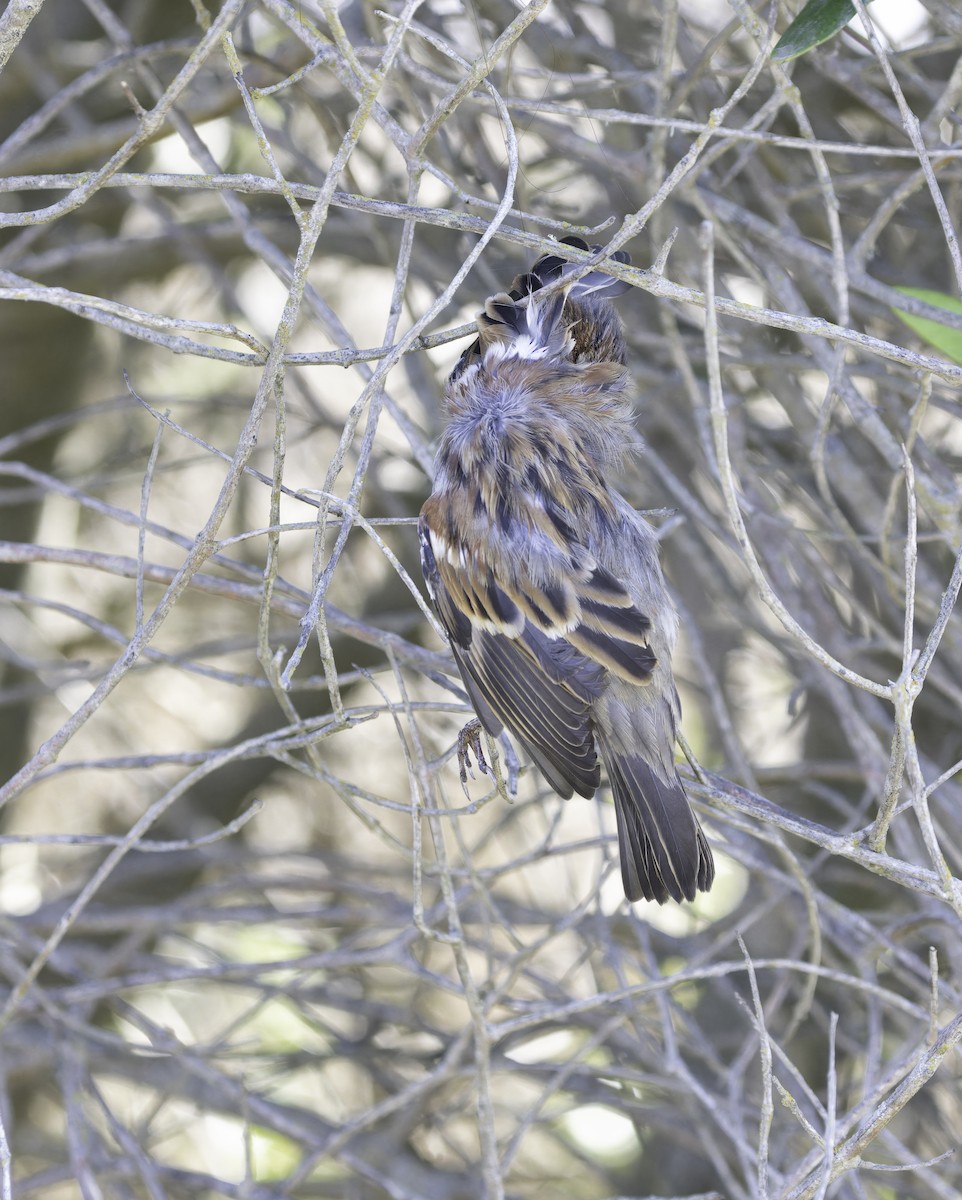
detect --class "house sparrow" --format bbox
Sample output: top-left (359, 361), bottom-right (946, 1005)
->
top-left (419, 236), bottom-right (714, 903)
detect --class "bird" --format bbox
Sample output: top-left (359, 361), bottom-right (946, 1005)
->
top-left (418, 235), bottom-right (714, 903)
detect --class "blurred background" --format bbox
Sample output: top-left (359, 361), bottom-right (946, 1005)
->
top-left (1, 0), bottom-right (961, 1196)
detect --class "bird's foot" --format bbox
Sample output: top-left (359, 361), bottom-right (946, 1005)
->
top-left (457, 722), bottom-right (518, 803)
top-left (457, 718), bottom-right (490, 787)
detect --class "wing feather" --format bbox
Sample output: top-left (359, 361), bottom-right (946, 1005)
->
top-left (419, 509), bottom-right (658, 798)
top-left (454, 632), bottom-right (600, 797)
top-left (419, 512), bottom-right (656, 685)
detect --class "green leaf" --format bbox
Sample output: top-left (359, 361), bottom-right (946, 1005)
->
top-left (893, 287), bottom-right (962, 366)
top-left (771, 0), bottom-right (872, 64)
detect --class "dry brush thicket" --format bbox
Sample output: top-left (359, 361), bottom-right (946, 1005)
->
top-left (1, 1), bottom-right (962, 1197)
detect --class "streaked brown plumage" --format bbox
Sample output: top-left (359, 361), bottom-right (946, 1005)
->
top-left (419, 237), bottom-right (714, 903)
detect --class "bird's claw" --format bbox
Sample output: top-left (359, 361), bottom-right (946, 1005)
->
top-left (457, 719), bottom-right (490, 787)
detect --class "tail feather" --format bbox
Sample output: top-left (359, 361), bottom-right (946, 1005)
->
top-left (601, 747), bottom-right (714, 903)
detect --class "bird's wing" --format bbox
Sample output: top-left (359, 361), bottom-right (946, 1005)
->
top-left (419, 505), bottom-right (656, 798)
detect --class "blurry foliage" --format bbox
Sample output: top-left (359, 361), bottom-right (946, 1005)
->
top-left (1, 1), bottom-right (962, 1198)
top-left (895, 286), bottom-right (962, 364)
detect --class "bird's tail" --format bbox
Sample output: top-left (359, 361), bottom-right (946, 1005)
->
top-left (596, 735), bottom-right (714, 904)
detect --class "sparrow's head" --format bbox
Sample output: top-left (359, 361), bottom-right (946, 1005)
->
top-left (451, 236), bottom-right (631, 385)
